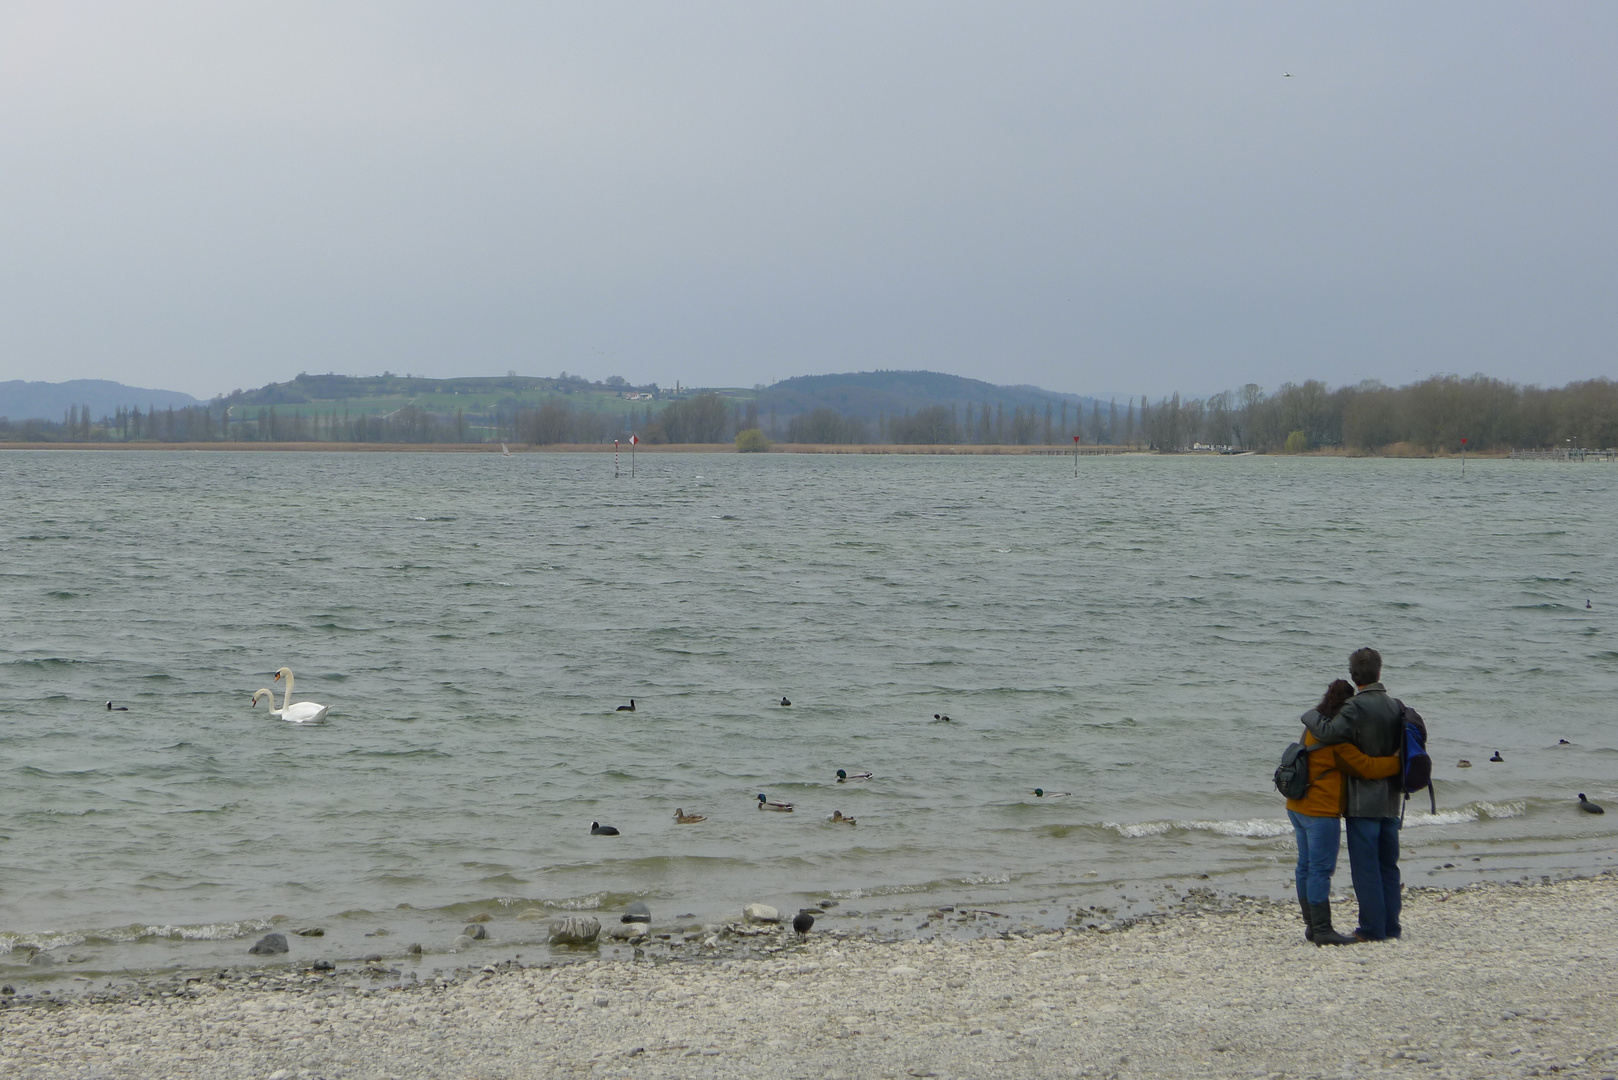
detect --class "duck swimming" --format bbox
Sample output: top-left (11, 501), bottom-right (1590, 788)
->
top-left (836, 769), bottom-right (872, 782)
top-left (673, 808), bottom-right (706, 824)
top-left (828, 810), bottom-right (857, 826)
top-left (1457, 759), bottom-right (1472, 768)
top-left (933, 713), bottom-right (952, 722)
top-left (105, 701), bottom-right (128, 711)
top-left (757, 793), bottom-right (794, 812)
top-left (1578, 794), bottom-right (1605, 815)
top-left (1489, 751), bottom-right (1505, 763)
top-left (591, 821), bottom-right (621, 835)
top-left (780, 697), bottom-right (791, 707)
top-left (1032, 788), bottom-right (1070, 798)
top-left (616, 699), bottom-right (636, 712)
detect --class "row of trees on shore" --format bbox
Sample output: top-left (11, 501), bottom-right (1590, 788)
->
top-left (4, 375), bottom-right (1614, 452)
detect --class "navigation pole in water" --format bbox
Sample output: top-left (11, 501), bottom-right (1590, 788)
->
top-left (1073, 434), bottom-right (1080, 477)
top-left (1461, 437), bottom-right (1467, 478)
top-left (614, 439), bottom-right (620, 478)
top-left (630, 433), bottom-right (638, 477)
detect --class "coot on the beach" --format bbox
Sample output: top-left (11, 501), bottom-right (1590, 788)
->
top-left (792, 911), bottom-right (815, 937)
top-left (1578, 794), bottom-right (1605, 814)
top-left (590, 821), bottom-right (621, 835)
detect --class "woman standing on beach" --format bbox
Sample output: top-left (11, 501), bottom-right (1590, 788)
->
top-left (1287, 679), bottom-right (1402, 947)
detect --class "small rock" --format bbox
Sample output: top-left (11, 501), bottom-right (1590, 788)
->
top-left (515, 908), bottom-right (546, 921)
top-left (468, 912), bottom-right (491, 923)
top-left (593, 992), bottom-right (610, 1007)
top-left (451, 935), bottom-right (474, 951)
top-left (293, 927), bottom-right (324, 937)
top-left (819, 899), bottom-right (839, 908)
top-left (248, 934), bottom-right (289, 956)
top-left (606, 923), bottom-right (648, 941)
top-left (549, 916), bottom-right (602, 945)
top-left (407, 943), bottom-right (422, 955)
top-left (29, 951), bottom-right (56, 967)
top-left (311, 960), bottom-right (335, 972)
top-left (622, 901), bottom-right (652, 923)
top-left (1, 985), bottom-right (15, 996)
top-left (268, 1071), bottom-right (291, 1080)
top-left (743, 903), bottom-right (780, 924)
top-left (888, 965), bottom-right (919, 977)
top-left (462, 923), bottom-right (488, 940)
top-left (364, 954), bottom-right (383, 964)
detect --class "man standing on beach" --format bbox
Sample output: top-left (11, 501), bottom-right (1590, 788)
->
top-left (1302, 647), bottom-right (1405, 941)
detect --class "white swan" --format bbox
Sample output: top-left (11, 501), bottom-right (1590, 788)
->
top-left (249, 667), bottom-right (330, 724)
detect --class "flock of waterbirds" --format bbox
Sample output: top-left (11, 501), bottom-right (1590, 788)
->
top-left (94, 683), bottom-right (1608, 821)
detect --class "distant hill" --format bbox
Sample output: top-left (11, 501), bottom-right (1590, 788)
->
top-left (0, 379), bottom-right (199, 421)
top-left (756, 370), bottom-right (1098, 419)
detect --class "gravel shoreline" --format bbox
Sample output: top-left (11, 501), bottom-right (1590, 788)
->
top-left (4, 873), bottom-right (1615, 1080)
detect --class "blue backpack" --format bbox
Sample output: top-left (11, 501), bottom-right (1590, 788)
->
top-left (1397, 701), bottom-right (1434, 819)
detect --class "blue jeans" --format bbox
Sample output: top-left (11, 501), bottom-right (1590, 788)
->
top-left (1287, 810), bottom-right (1341, 905)
top-left (1345, 816), bottom-right (1402, 940)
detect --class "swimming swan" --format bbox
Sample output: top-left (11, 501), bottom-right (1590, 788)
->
top-left (251, 667), bottom-right (330, 724)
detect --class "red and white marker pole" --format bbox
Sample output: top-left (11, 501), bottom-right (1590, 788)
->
top-left (614, 439), bottom-right (620, 478)
top-left (630, 433), bottom-right (638, 477)
top-left (1073, 434), bottom-right (1080, 476)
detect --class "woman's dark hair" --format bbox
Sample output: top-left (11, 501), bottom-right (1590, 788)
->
top-left (1316, 679), bottom-right (1356, 719)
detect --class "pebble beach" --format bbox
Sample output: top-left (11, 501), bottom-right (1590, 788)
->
top-left (4, 873), bottom-right (1615, 1080)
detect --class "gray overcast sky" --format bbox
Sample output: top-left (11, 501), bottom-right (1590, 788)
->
top-left (1, 3), bottom-right (1613, 399)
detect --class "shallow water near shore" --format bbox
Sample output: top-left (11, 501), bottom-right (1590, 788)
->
top-left (2, 450), bottom-right (1615, 981)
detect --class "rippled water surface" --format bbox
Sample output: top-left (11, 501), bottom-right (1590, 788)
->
top-left (2, 450), bottom-right (1615, 972)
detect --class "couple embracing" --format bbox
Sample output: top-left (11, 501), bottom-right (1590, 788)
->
top-left (1285, 647), bottom-right (1420, 946)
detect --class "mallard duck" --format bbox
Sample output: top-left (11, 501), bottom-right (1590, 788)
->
top-left (836, 769), bottom-right (872, 782)
top-left (591, 821), bottom-right (621, 835)
top-left (1032, 788), bottom-right (1070, 799)
top-left (616, 699), bottom-right (635, 712)
top-left (828, 810), bottom-right (857, 826)
top-left (673, 808), bottom-right (706, 824)
top-left (1457, 759), bottom-right (1472, 768)
top-left (1578, 794), bottom-right (1605, 814)
top-left (757, 793), bottom-right (794, 812)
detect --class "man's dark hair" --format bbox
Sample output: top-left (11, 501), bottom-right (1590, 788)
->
top-left (1349, 647), bottom-right (1382, 686)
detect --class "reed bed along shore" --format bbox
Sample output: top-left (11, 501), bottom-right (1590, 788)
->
top-left (3, 874), bottom-right (1614, 1080)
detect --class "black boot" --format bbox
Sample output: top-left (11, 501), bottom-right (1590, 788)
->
top-left (1308, 901), bottom-right (1357, 947)
top-left (1297, 893), bottom-right (1314, 942)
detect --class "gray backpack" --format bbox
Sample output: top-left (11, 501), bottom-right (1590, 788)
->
top-left (1273, 740), bottom-right (1316, 800)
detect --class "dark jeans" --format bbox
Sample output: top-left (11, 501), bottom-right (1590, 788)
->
top-left (1287, 810), bottom-right (1341, 904)
top-left (1345, 815), bottom-right (1402, 939)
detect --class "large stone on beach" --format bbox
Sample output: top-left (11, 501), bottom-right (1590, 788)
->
top-left (743, 903), bottom-right (780, 924)
top-left (622, 901), bottom-right (652, 923)
top-left (248, 933), bottom-right (289, 955)
top-left (462, 923), bottom-right (487, 940)
top-left (549, 916), bottom-right (602, 945)
top-left (29, 950), bottom-right (56, 967)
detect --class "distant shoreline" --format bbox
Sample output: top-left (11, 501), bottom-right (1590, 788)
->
top-left (0, 441), bottom-right (1514, 457)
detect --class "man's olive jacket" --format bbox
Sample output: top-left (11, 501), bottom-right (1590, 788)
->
top-left (1301, 682), bottom-right (1404, 818)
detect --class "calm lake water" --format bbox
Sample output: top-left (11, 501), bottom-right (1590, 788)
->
top-left (1, 450), bottom-right (1614, 976)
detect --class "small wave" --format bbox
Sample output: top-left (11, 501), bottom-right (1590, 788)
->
top-left (0, 920), bottom-right (270, 954)
top-left (1404, 800), bottom-right (1526, 827)
top-left (1107, 818), bottom-right (1292, 839)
